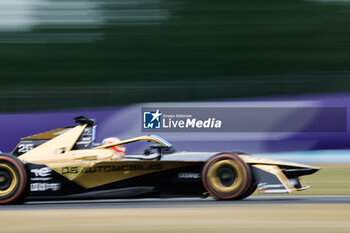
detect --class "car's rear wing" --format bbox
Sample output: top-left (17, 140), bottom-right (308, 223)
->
top-left (12, 116), bottom-right (96, 157)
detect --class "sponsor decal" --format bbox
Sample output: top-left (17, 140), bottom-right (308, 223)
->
top-left (62, 164), bottom-right (163, 174)
top-left (31, 167), bottom-right (52, 177)
top-left (30, 167), bottom-right (53, 181)
top-left (258, 183), bottom-right (288, 194)
top-left (31, 177), bottom-right (52, 181)
top-left (178, 173), bottom-right (200, 179)
top-left (74, 126), bottom-right (96, 149)
top-left (257, 183), bottom-right (284, 190)
top-left (30, 183), bottom-right (61, 192)
top-left (259, 189), bottom-right (289, 194)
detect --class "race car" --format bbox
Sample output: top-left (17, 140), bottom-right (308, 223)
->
top-left (0, 116), bottom-right (319, 204)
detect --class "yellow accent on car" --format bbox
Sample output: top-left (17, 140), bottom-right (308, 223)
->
top-left (19, 124), bottom-right (87, 164)
top-left (252, 164), bottom-right (297, 193)
top-left (207, 160), bottom-right (243, 194)
top-left (48, 161), bottom-right (199, 189)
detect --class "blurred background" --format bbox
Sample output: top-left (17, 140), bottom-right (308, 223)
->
top-left (2, 0), bottom-right (350, 156)
top-left (1, 0), bottom-right (350, 112)
top-left (0, 2), bottom-right (350, 231)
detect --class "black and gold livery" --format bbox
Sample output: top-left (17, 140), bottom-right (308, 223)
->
top-left (0, 116), bottom-right (319, 204)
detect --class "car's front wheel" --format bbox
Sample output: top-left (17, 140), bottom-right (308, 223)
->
top-left (202, 153), bottom-right (253, 200)
top-left (0, 154), bottom-right (27, 204)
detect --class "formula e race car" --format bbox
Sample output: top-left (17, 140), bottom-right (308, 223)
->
top-left (0, 116), bottom-right (319, 204)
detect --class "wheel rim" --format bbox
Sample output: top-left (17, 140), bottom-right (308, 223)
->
top-left (217, 166), bottom-right (236, 187)
top-left (0, 164), bottom-right (18, 197)
top-left (207, 159), bottom-right (243, 195)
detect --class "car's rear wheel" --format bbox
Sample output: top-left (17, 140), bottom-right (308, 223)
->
top-left (202, 153), bottom-right (253, 200)
top-left (0, 154), bottom-right (27, 204)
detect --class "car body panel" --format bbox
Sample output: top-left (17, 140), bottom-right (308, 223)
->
top-left (9, 118), bottom-right (319, 201)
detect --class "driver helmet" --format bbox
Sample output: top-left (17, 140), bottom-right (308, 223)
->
top-left (102, 137), bottom-right (126, 156)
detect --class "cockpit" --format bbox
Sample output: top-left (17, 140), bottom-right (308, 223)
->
top-left (96, 135), bottom-right (176, 160)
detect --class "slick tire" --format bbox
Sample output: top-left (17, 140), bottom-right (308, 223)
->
top-left (238, 180), bottom-right (257, 200)
top-left (0, 154), bottom-right (27, 204)
top-left (202, 153), bottom-right (253, 200)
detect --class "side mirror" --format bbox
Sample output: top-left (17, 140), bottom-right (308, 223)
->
top-left (150, 145), bottom-right (176, 155)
